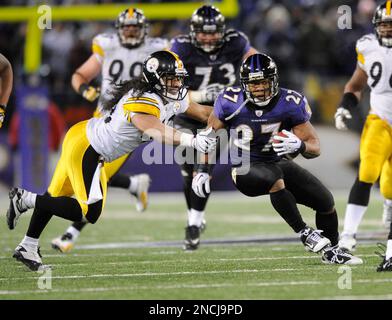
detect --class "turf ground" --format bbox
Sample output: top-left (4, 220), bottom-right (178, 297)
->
top-left (0, 190), bottom-right (391, 300)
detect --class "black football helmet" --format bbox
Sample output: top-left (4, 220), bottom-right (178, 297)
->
top-left (372, 1), bottom-right (392, 47)
top-left (143, 50), bottom-right (188, 101)
top-left (190, 5), bottom-right (226, 53)
top-left (115, 8), bottom-right (148, 48)
top-left (240, 53), bottom-right (279, 107)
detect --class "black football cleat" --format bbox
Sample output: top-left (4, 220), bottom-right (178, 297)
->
top-left (183, 225), bottom-right (201, 251)
top-left (7, 188), bottom-right (29, 230)
top-left (322, 245), bottom-right (363, 265)
top-left (377, 257), bottom-right (392, 272)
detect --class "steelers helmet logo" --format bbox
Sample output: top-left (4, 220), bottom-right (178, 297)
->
top-left (172, 101), bottom-right (181, 113)
top-left (146, 57), bottom-right (159, 73)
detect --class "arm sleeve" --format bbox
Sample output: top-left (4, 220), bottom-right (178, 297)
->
top-left (92, 35), bottom-right (105, 64)
top-left (213, 95), bottom-right (227, 123)
top-left (289, 96), bottom-right (312, 127)
top-left (236, 31), bottom-right (251, 58)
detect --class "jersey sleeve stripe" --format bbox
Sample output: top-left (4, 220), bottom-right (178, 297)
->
top-left (123, 103), bottom-right (160, 118)
top-left (126, 97), bottom-right (159, 106)
top-left (92, 43), bottom-right (105, 57)
top-left (356, 47), bottom-right (365, 65)
top-left (125, 99), bottom-right (160, 109)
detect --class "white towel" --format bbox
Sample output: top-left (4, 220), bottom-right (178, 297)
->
top-left (85, 162), bottom-right (103, 205)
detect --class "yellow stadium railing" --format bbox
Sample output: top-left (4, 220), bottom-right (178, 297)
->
top-left (0, 0), bottom-right (239, 73)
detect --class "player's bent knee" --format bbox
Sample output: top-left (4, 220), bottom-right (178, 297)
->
top-left (359, 163), bottom-right (381, 184)
top-left (313, 189), bottom-right (335, 213)
top-left (381, 187), bottom-right (392, 200)
top-left (85, 201), bottom-right (103, 224)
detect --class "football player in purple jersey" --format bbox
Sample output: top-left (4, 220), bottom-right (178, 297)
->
top-left (192, 53), bottom-right (363, 265)
top-left (171, 5), bottom-right (258, 250)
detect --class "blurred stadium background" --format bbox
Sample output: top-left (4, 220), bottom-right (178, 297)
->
top-left (0, 0), bottom-right (390, 300)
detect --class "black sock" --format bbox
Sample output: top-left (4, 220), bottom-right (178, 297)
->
top-left (36, 194), bottom-right (83, 222)
top-left (270, 189), bottom-right (306, 233)
top-left (348, 177), bottom-right (372, 206)
top-left (72, 221), bottom-right (88, 232)
top-left (316, 210), bottom-right (339, 246)
top-left (108, 173), bottom-right (130, 189)
top-left (26, 208), bottom-right (53, 239)
top-left (183, 177), bottom-right (193, 210)
top-left (190, 189), bottom-right (210, 211)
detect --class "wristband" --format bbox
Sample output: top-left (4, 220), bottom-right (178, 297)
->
top-left (196, 163), bottom-right (210, 174)
top-left (299, 141), bottom-right (306, 154)
top-left (339, 92), bottom-right (358, 111)
top-left (180, 132), bottom-right (194, 148)
top-left (78, 83), bottom-right (89, 95)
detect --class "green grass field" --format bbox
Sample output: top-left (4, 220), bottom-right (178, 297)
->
top-left (0, 191), bottom-right (391, 300)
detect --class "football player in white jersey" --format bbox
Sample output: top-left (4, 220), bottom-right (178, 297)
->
top-left (51, 8), bottom-right (169, 253)
top-left (334, 1), bottom-right (392, 271)
top-left (6, 50), bottom-right (216, 271)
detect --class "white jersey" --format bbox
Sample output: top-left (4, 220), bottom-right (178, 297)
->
top-left (356, 33), bottom-right (392, 124)
top-left (92, 33), bottom-right (169, 113)
top-left (86, 90), bottom-right (190, 162)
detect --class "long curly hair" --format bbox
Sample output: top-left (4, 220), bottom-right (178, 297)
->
top-left (101, 78), bottom-right (152, 111)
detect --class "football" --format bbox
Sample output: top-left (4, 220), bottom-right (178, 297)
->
top-left (272, 131), bottom-right (288, 144)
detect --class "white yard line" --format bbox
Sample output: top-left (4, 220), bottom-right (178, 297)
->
top-left (1, 277), bottom-right (392, 296)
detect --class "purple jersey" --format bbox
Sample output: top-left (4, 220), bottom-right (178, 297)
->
top-left (170, 29), bottom-right (250, 91)
top-left (214, 87), bottom-right (312, 165)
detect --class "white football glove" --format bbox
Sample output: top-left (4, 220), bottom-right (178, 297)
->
top-left (192, 127), bottom-right (217, 153)
top-left (192, 172), bottom-right (210, 198)
top-left (334, 107), bottom-right (352, 130)
top-left (272, 130), bottom-right (303, 156)
top-left (190, 83), bottom-right (225, 103)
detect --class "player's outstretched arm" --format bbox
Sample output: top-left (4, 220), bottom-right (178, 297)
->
top-left (335, 65), bottom-right (367, 130)
top-left (0, 53), bottom-right (13, 128)
top-left (131, 113), bottom-right (216, 153)
top-left (184, 101), bottom-right (213, 123)
top-left (71, 54), bottom-right (102, 102)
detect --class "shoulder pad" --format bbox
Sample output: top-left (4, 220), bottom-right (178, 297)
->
top-left (172, 35), bottom-right (191, 43)
top-left (356, 33), bottom-right (377, 54)
top-left (93, 33), bottom-right (118, 54)
top-left (145, 37), bottom-right (169, 50)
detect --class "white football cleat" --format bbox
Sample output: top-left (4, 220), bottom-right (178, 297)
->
top-left (382, 200), bottom-right (392, 229)
top-left (13, 245), bottom-right (49, 271)
top-left (300, 227), bottom-right (331, 253)
top-left (131, 174), bottom-right (151, 212)
top-left (338, 232), bottom-right (357, 252)
top-left (51, 233), bottom-right (75, 253)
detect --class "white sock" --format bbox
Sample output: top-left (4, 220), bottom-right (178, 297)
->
top-left (187, 209), bottom-right (204, 227)
top-left (23, 191), bottom-right (37, 208)
top-left (129, 176), bottom-right (138, 194)
top-left (66, 226), bottom-right (80, 240)
top-left (385, 199), bottom-right (392, 207)
top-left (342, 204), bottom-right (367, 235)
top-left (386, 240), bottom-right (392, 260)
top-left (20, 235), bottom-right (39, 251)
